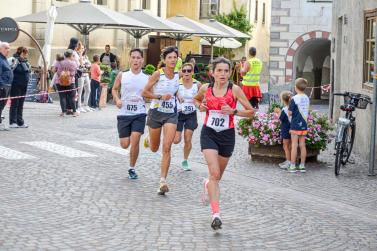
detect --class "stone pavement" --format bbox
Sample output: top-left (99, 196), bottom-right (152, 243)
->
top-left (0, 102), bottom-right (377, 250)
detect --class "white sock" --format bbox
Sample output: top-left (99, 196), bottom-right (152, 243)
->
top-left (128, 166), bottom-right (134, 171)
top-left (160, 177), bottom-right (166, 183)
top-left (212, 213), bottom-right (220, 219)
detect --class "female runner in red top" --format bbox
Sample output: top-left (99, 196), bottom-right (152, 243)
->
top-left (193, 57), bottom-right (254, 230)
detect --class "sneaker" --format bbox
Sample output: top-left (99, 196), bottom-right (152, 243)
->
top-left (79, 108), bottom-right (87, 113)
top-left (157, 181), bottom-right (169, 195)
top-left (0, 123), bottom-right (9, 131)
top-left (211, 216), bottom-right (222, 230)
top-left (144, 136), bottom-right (150, 148)
top-left (85, 107), bottom-right (92, 112)
top-left (9, 123), bottom-right (19, 128)
top-left (72, 112), bottom-right (79, 117)
top-left (287, 164), bottom-right (297, 173)
top-left (181, 160), bottom-right (191, 171)
top-left (298, 164), bottom-right (306, 173)
top-left (128, 169), bottom-right (138, 179)
top-left (201, 179), bottom-right (209, 205)
top-left (279, 160), bottom-right (290, 169)
top-left (18, 124), bottom-right (28, 128)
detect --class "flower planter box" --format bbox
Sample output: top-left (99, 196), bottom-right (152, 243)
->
top-left (248, 144), bottom-right (319, 163)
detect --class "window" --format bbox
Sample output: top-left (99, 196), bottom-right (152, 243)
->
top-left (262, 2), bottom-right (266, 24)
top-left (255, 0), bottom-right (258, 23)
top-left (200, 0), bottom-right (219, 19)
top-left (364, 9), bottom-right (377, 83)
top-left (142, 0), bottom-right (151, 10)
top-left (96, 0), bottom-right (107, 5)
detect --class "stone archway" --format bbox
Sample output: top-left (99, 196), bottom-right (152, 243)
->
top-left (285, 31), bottom-right (331, 99)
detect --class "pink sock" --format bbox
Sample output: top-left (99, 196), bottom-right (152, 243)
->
top-left (210, 201), bottom-right (220, 215)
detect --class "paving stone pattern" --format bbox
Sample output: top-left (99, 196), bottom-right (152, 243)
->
top-left (0, 103), bottom-right (376, 250)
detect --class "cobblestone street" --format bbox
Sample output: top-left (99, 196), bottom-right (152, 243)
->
top-left (1, 102), bottom-right (377, 250)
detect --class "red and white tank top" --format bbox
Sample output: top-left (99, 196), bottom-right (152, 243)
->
top-left (204, 83), bottom-right (236, 132)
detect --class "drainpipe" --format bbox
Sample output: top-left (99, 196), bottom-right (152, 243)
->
top-left (368, 23), bottom-right (377, 176)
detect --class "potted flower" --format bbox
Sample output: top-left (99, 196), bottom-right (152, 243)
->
top-left (99, 64), bottom-right (112, 108)
top-left (237, 110), bottom-right (332, 162)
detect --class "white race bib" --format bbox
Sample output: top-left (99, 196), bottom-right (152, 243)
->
top-left (157, 98), bottom-right (176, 113)
top-left (206, 110), bottom-right (229, 132)
top-left (182, 100), bottom-right (196, 114)
top-left (124, 95), bottom-right (145, 115)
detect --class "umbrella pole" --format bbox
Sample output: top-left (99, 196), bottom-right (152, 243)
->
top-left (19, 28), bottom-right (47, 92)
top-left (177, 40), bottom-right (181, 51)
top-left (136, 38), bottom-right (139, 48)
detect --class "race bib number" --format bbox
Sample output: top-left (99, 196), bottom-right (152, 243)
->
top-left (157, 98), bottom-right (175, 113)
top-left (206, 110), bottom-right (229, 132)
top-left (182, 100), bottom-right (196, 114)
top-left (124, 95), bottom-right (145, 115)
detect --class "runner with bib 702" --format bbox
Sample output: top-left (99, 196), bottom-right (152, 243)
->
top-left (193, 57), bottom-right (255, 230)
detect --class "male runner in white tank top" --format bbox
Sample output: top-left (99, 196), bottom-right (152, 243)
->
top-left (112, 48), bottom-right (149, 179)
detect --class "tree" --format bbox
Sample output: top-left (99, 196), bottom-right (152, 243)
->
top-left (214, 1), bottom-right (253, 59)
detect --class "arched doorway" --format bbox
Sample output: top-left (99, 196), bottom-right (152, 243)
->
top-left (294, 39), bottom-right (331, 99)
top-left (285, 31), bottom-right (331, 100)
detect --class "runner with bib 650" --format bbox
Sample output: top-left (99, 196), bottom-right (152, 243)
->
top-left (194, 57), bottom-right (254, 230)
top-left (174, 63), bottom-right (202, 171)
top-left (112, 48), bottom-right (149, 179)
top-left (142, 46), bottom-right (180, 195)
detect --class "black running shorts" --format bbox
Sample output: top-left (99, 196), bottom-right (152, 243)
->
top-left (177, 111), bottom-right (198, 132)
top-left (117, 114), bottom-right (146, 138)
top-left (200, 125), bottom-right (235, 158)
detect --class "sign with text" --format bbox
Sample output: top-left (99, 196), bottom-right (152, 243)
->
top-left (0, 17), bottom-right (19, 43)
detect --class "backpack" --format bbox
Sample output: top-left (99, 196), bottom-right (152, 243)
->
top-left (59, 70), bottom-right (71, 86)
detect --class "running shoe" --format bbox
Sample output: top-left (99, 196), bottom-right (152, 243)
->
top-left (144, 135), bottom-right (150, 148)
top-left (181, 160), bottom-right (191, 171)
top-left (298, 164), bottom-right (306, 173)
top-left (9, 123), bottom-right (19, 128)
top-left (211, 216), bottom-right (222, 230)
top-left (18, 124), bottom-right (29, 128)
top-left (278, 160), bottom-right (290, 169)
top-left (0, 123), bottom-right (9, 131)
top-left (128, 169), bottom-right (138, 179)
top-left (201, 179), bottom-right (209, 205)
top-left (287, 164), bottom-right (297, 173)
top-left (157, 181), bottom-right (169, 195)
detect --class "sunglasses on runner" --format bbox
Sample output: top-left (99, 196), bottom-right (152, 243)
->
top-left (182, 69), bottom-right (192, 73)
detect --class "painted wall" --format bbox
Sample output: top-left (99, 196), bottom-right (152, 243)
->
top-left (166, 0), bottom-right (200, 58)
top-left (331, 0), bottom-right (377, 161)
top-left (269, 0), bottom-right (332, 85)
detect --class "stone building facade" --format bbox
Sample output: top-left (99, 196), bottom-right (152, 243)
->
top-left (269, 0), bottom-right (332, 99)
top-left (331, 0), bottom-right (377, 161)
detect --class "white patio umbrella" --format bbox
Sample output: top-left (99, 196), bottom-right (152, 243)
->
top-left (200, 37), bottom-right (242, 49)
top-left (38, 4), bottom-right (57, 67)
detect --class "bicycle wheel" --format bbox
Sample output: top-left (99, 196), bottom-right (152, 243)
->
top-left (335, 142), bottom-right (343, 176)
top-left (342, 124), bottom-right (355, 164)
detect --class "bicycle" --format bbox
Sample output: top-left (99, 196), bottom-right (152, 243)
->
top-left (333, 92), bottom-right (372, 176)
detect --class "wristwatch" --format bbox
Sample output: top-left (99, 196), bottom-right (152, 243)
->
top-left (233, 109), bottom-right (238, 115)
top-left (157, 95), bottom-right (162, 100)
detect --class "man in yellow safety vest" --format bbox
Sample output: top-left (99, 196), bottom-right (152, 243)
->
top-left (240, 47), bottom-right (263, 109)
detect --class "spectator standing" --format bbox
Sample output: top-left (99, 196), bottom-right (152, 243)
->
top-left (78, 47), bottom-right (92, 112)
top-left (9, 47), bottom-right (31, 128)
top-left (0, 42), bottom-right (13, 131)
top-left (55, 49), bottom-right (79, 117)
top-left (100, 45), bottom-right (118, 67)
top-left (90, 55), bottom-right (101, 109)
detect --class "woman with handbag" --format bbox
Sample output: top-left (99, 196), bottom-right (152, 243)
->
top-left (9, 47), bottom-right (31, 128)
top-left (55, 49), bottom-right (79, 117)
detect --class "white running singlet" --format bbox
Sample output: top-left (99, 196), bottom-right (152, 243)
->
top-left (119, 70), bottom-right (149, 116)
top-left (150, 69), bottom-right (180, 114)
top-left (179, 81), bottom-right (199, 114)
